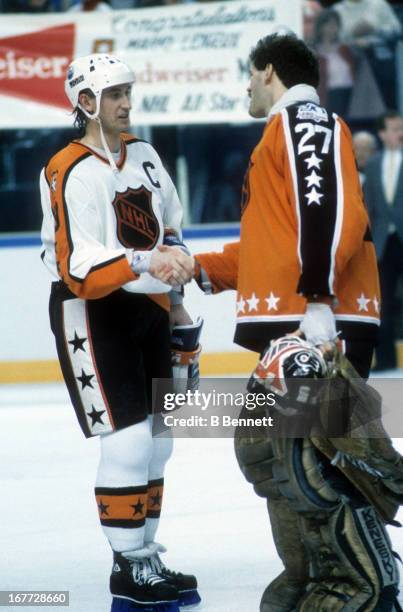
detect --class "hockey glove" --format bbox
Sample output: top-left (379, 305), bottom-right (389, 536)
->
top-left (171, 317), bottom-right (203, 394)
top-left (299, 303), bottom-right (337, 346)
top-left (163, 227), bottom-right (191, 256)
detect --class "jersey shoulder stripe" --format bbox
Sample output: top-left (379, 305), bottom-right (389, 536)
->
top-left (44, 142), bottom-right (92, 184)
top-left (121, 132), bottom-right (146, 146)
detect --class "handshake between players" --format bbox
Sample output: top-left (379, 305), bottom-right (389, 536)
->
top-left (148, 244), bottom-right (194, 287)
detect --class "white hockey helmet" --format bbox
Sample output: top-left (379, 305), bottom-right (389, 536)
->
top-left (64, 53), bottom-right (135, 119)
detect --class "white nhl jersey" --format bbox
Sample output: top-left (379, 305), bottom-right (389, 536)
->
top-left (40, 133), bottom-right (183, 301)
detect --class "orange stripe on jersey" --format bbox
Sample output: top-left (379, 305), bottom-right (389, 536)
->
top-left (147, 294), bottom-right (170, 312)
top-left (95, 485), bottom-right (148, 528)
top-left (147, 478), bottom-right (164, 518)
top-left (74, 137), bottom-right (128, 170)
top-left (45, 141), bottom-right (138, 300)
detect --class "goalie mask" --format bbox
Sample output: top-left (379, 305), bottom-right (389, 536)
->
top-left (247, 336), bottom-right (328, 415)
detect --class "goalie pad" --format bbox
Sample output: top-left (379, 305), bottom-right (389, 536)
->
top-left (297, 503), bottom-right (400, 612)
top-left (171, 317), bottom-right (203, 394)
top-left (272, 441), bottom-right (401, 609)
top-left (260, 498), bottom-right (309, 612)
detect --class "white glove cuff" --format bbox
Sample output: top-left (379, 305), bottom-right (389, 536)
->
top-left (306, 303), bottom-right (333, 315)
top-left (128, 250), bottom-right (153, 274)
top-left (300, 302), bottom-right (337, 345)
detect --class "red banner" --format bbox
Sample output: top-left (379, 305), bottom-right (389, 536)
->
top-left (0, 23), bottom-right (75, 109)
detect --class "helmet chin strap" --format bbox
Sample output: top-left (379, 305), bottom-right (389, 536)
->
top-left (78, 96), bottom-right (119, 173)
top-left (96, 117), bottom-right (118, 173)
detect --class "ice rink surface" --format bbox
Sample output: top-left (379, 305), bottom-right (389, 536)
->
top-left (1, 382), bottom-right (403, 612)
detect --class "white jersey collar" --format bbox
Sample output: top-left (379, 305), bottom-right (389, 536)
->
top-left (269, 84), bottom-right (320, 118)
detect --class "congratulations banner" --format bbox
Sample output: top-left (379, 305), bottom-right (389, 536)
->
top-left (0, 0), bottom-right (302, 128)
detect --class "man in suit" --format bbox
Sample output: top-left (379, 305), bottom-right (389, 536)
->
top-left (364, 110), bottom-right (403, 370)
top-left (352, 130), bottom-right (377, 185)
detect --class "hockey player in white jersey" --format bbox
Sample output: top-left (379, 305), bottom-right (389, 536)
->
top-left (39, 54), bottom-right (200, 612)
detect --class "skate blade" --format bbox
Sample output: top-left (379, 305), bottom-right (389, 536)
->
top-left (178, 589), bottom-right (201, 609)
top-left (112, 596), bottom-right (180, 612)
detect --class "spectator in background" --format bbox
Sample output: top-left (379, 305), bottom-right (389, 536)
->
top-left (313, 9), bottom-right (356, 117)
top-left (364, 111), bottom-right (403, 371)
top-left (352, 130), bottom-right (377, 184)
top-left (303, 0), bottom-right (323, 43)
top-left (68, 0), bottom-right (111, 10)
top-left (0, 0), bottom-right (61, 10)
top-left (334, 0), bottom-right (402, 47)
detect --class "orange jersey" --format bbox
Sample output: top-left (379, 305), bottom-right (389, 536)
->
top-left (196, 100), bottom-right (380, 351)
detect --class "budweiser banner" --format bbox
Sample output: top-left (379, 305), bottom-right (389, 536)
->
top-left (0, 0), bottom-right (301, 128)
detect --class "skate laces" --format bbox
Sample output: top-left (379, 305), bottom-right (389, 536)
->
top-left (131, 558), bottom-right (166, 586)
top-left (148, 554), bottom-right (181, 578)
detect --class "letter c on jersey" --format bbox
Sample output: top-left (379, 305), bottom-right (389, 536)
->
top-left (143, 162), bottom-right (161, 188)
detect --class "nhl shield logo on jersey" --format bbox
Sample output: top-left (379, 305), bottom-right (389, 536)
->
top-left (112, 186), bottom-right (160, 249)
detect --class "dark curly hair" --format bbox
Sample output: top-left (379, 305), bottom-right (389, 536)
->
top-left (73, 88), bottom-right (95, 137)
top-left (249, 33), bottom-right (319, 89)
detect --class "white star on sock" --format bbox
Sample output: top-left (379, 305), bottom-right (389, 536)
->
top-left (265, 292), bottom-right (280, 311)
top-left (357, 293), bottom-right (371, 312)
top-left (304, 152), bottom-right (322, 170)
top-left (305, 187), bottom-right (324, 206)
top-left (246, 293), bottom-right (260, 312)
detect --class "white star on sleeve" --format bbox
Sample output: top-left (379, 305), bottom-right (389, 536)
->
top-left (246, 293), bottom-right (260, 312)
top-left (305, 187), bottom-right (324, 206)
top-left (372, 296), bottom-right (379, 313)
top-left (304, 170), bottom-right (323, 188)
top-left (357, 293), bottom-right (371, 312)
top-left (304, 152), bottom-right (322, 170)
top-left (236, 296), bottom-right (246, 314)
top-left (265, 292), bottom-right (280, 311)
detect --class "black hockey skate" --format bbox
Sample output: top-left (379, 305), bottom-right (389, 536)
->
top-left (110, 550), bottom-right (180, 612)
top-left (147, 547), bottom-right (201, 609)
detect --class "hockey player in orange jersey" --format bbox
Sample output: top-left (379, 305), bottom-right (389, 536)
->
top-left (194, 34), bottom-right (401, 611)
